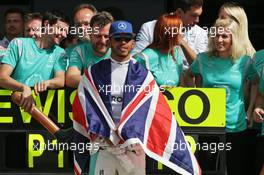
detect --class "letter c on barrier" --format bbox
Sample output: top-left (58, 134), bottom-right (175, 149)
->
top-left (163, 89), bottom-right (174, 100)
top-left (178, 90), bottom-right (210, 124)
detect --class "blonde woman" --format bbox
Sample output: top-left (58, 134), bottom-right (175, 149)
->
top-left (187, 18), bottom-right (256, 175)
top-left (219, 3), bottom-right (257, 124)
top-left (219, 2), bottom-right (255, 57)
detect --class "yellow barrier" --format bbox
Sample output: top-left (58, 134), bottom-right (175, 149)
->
top-left (0, 88), bottom-right (226, 171)
top-left (164, 87), bottom-right (226, 127)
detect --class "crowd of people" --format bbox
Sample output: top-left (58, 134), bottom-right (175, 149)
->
top-left (0, 0), bottom-right (263, 175)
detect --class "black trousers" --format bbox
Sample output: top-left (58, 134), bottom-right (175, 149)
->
top-left (226, 130), bottom-right (249, 175)
top-left (256, 136), bottom-right (264, 174)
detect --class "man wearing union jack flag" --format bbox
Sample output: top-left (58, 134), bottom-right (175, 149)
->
top-left (72, 20), bottom-right (201, 175)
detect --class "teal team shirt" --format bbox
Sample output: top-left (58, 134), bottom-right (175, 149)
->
top-left (253, 50), bottom-right (264, 136)
top-left (1, 38), bottom-right (66, 87)
top-left (68, 42), bottom-right (111, 73)
top-left (135, 47), bottom-right (183, 86)
top-left (191, 52), bottom-right (254, 133)
top-left (62, 40), bottom-right (86, 69)
top-left (0, 49), bottom-right (5, 62)
top-left (62, 45), bottom-right (76, 69)
top-left (253, 50), bottom-right (264, 95)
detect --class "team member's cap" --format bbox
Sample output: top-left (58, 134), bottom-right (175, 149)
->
top-left (109, 20), bottom-right (135, 38)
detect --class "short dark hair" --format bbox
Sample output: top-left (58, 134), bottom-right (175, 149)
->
top-left (4, 8), bottom-right (24, 20)
top-left (175, 0), bottom-right (203, 12)
top-left (43, 10), bottom-right (70, 26)
top-left (24, 12), bottom-right (42, 23)
top-left (73, 4), bottom-right (97, 16)
top-left (90, 11), bottom-right (114, 28)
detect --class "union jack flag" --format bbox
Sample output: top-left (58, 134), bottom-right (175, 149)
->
top-left (72, 59), bottom-right (201, 175)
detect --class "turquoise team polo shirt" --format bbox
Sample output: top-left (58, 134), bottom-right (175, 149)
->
top-left (135, 47), bottom-right (184, 86)
top-left (253, 50), bottom-right (264, 136)
top-left (1, 38), bottom-right (66, 87)
top-left (191, 52), bottom-right (255, 133)
top-left (68, 42), bottom-right (111, 73)
top-left (0, 49), bottom-right (5, 62)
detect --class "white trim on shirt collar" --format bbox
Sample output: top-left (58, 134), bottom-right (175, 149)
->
top-left (110, 57), bottom-right (130, 65)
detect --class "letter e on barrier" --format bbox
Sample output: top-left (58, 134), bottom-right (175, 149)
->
top-left (0, 90), bottom-right (13, 123)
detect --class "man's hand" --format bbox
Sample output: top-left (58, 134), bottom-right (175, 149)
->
top-left (34, 80), bottom-right (50, 96)
top-left (179, 39), bottom-right (197, 64)
top-left (253, 107), bottom-right (264, 123)
top-left (20, 85), bottom-right (35, 112)
top-left (128, 143), bottom-right (144, 155)
top-left (178, 33), bottom-right (184, 45)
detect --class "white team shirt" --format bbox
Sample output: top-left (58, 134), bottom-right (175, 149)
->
top-left (110, 57), bottom-right (129, 125)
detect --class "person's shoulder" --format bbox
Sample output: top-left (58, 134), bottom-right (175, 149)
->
top-left (54, 45), bottom-right (65, 52)
top-left (7, 37), bottom-right (29, 48)
top-left (15, 37), bottom-right (30, 41)
top-left (255, 49), bottom-right (264, 58)
top-left (11, 37), bottom-right (29, 43)
top-left (236, 54), bottom-right (251, 61)
top-left (142, 48), bottom-right (157, 55)
top-left (232, 55), bottom-right (252, 68)
top-left (238, 54), bottom-right (252, 64)
top-left (92, 57), bottom-right (110, 66)
top-left (142, 20), bottom-right (157, 26)
top-left (140, 20), bottom-right (157, 30)
top-left (252, 50), bottom-right (264, 65)
top-left (141, 48), bottom-right (159, 61)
